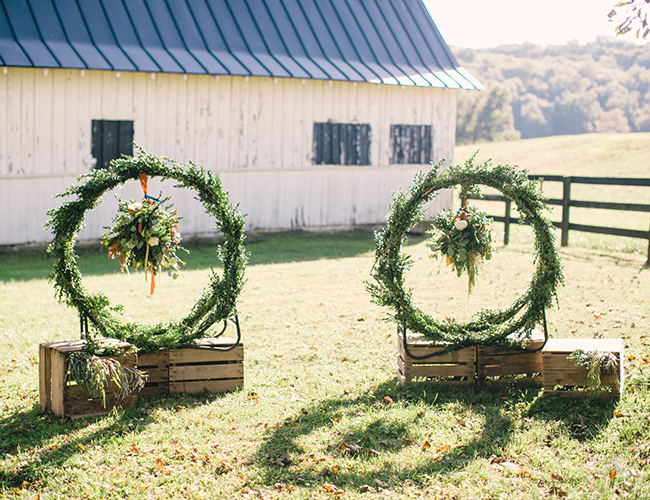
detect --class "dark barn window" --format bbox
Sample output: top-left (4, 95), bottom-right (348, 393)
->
top-left (91, 120), bottom-right (134, 170)
top-left (390, 124), bottom-right (432, 164)
top-left (313, 123), bottom-right (371, 165)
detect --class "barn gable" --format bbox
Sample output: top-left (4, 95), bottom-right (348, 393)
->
top-left (0, 0), bottom-right (482, 246)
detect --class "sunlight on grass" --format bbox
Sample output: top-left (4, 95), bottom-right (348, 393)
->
top-left (2, 229), bottom-right (650, 499)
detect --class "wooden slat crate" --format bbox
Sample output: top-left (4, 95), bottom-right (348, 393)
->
top-left (477, 329), bottom-right (545, 384)
top-left (137, 337), bottom-right (244, 396)
top-left (542, 338), bottom-right (624, 398)
top-left (397, 333), bottom-right (476, 385)
top-left (39, 339), bottom-right (137, 419)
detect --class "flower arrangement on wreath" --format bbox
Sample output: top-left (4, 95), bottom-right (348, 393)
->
top-left (428, 202), bottom-right (494, 295)
top-left (103, 194), bottom-right (186, 294)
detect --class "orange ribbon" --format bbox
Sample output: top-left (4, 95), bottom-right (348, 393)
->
top-left (150, 263), bottom-right (155, 295)
top-left (140, 173), bottom-right (148, 196)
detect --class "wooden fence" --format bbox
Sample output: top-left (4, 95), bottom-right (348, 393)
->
top-left (464, 175), bottom-right (650, 264)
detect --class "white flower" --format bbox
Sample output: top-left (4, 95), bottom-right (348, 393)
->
top-left (148, 236), bottom-right (159, 246)
top-left (127, 202), bottom-right (143, 213)
top-left (454, 219), bottom-right (468, 231)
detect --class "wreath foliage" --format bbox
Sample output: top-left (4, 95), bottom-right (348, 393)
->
top-left (367, 156), bottom-right (563, 350)
top-left (46, 147), bottom-right (247, 353)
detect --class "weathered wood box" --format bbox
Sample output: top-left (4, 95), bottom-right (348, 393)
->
top-left (39, 339), bottom-right (137, 419)
top-left (137, 337), bottom-right (244, 396)
top-left (397, 333), bottom-right (476, 385)
top-left (477, 329), bottom-right (545, 385)
top-left (542, 338), bottom-right (624, 398)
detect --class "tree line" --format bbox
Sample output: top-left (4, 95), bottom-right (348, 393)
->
top-left (453, 37), bottom-right (650, 144)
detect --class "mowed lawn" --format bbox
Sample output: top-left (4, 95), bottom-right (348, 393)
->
top-left (1, 133), bottom-right (650, 499)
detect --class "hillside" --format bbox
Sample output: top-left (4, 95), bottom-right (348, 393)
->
top-left (453, 132), bottom-right (650, 177)
top-left (453, 38), bottom-right (650, 144)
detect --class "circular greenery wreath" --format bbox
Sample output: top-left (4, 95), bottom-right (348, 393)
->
top-left (367, 156), bottom-right (563, 351)
top-left (46, 147), bottom-right (247, 353)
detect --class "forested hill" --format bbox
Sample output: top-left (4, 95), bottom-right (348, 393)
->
top-left (452, 37), bottom-right (650, 144)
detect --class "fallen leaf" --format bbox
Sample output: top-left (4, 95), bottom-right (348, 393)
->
top-left (322, 484), bottom-right (338, 492)
top-left (367, 449), bottom-right (381, 456)
top-left (436, 444), bottom-right (451, 453)
top-left (374, 479), bottom-right (388, 488)
top-left (215, 461), bottom-right (234, 474)
top-left (403, 438), bottom-right (413, 445)
top-left (383, 396), bottom-right (394, 404)
top-left (421, 441), bottom-right (431, 451)
top-left (610, 469), bottom-right (617, 480)
top-left (551, 472), bottom-right (564, 481)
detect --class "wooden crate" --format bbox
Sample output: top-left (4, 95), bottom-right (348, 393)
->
top-left (137, 337), bottom-right (244, 396)
top-left (397, 333), bottom-right (476, 385)
top-left (542, 338), bottom-right (624, 398)
top-left (477, 329), bottom-right (545, 385)
top-left (39, 339), bottom-right (137, 419)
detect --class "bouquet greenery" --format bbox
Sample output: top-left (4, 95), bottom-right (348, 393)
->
top-left (428, 205), bottom-right (494, 294)
top-left (102, 195), bottom-right (186, 294)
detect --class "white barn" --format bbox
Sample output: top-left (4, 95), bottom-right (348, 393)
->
top-left (0, 0), bottom-right (481, 246)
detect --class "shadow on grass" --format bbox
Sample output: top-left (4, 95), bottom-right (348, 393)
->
top-left (0, 392), bottom-right (230, 491)
top-left (250, 380), bottom-right (617, 492)
top-left (0, 229), bottom-right (392, 282)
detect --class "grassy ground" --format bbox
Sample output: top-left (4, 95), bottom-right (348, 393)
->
top-left (1, 133), bottom-right (650, 499)
top-left (1, 226), bottom-right (650, 500)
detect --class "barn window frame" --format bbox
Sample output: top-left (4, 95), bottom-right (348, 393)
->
top-left (313, 122), bottom-right (371, 165)
top-left (390, 124), bottom-right (432, 164)
top-left (91, 119), bottom-right (134, 170)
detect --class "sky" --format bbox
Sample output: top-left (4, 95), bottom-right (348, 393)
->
top-left (423, 0), bottom-right (647, 49)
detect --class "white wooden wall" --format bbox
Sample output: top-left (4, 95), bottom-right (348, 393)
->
top-left (0, 67), bottom-right (457, 245)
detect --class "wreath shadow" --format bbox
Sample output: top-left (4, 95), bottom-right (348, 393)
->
top-left (250, 380), bottom-right (605, 491)
top-left (0, 392), bottom-right (223, 490)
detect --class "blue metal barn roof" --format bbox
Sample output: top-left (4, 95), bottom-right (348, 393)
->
top-left (0, 0), bottom-right (483, 89)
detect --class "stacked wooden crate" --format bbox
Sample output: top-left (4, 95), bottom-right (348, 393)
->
top-left (397, 333), bottom-right (476, 385)
top-left (137, 337), bottom-right (244, 396)
top-left (477, 329), bottom-right (545, 385)
top-left (39, 339), bottom-right (137, 419)
top-left (542, 338), bottom-right (623, 398)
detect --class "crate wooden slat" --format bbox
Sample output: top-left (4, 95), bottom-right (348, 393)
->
top-left (542, 338), bottom-right (623, 398)
top-left (397, 333), bottom-right (476, 385)
top-left (136, 351), bottom-right (170, 397)
top-left (477, 329), bottom-right (545, 383)
top-left (137, 337), bottom-right (244, 396)
top-left (39, 339), bottom-right (137, 419)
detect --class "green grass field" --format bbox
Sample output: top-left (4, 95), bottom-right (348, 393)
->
top-left (1, 133), bottom-right (650, 499)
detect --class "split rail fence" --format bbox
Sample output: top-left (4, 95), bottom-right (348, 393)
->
top-left (464, 175), bottom-right (650, 264)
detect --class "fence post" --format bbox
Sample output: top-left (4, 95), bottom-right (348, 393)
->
top-left (647, 221), bottom-right (650, 265)
top-left (503, 198), bottom-right (511, 245)
top-left (561, 177), bottom-right (571, 247)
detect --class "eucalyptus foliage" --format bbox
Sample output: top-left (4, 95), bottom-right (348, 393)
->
top-left (66, 348), bottom-right (146, 407)
top-left (46, 147), bottom-right (247, 353)
top-left (568, 349), bottom-right (620, 391)
top-left (367, 156), bottom-right (563, 350)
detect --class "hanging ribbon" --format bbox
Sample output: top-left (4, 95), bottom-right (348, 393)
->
top-left (150, 263), bottom-right (156, 295)
top-left (140, 173), bottom-right (156, 295)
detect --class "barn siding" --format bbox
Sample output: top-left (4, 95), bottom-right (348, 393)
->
top-left (0, 67), bottom-right (456, 245)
